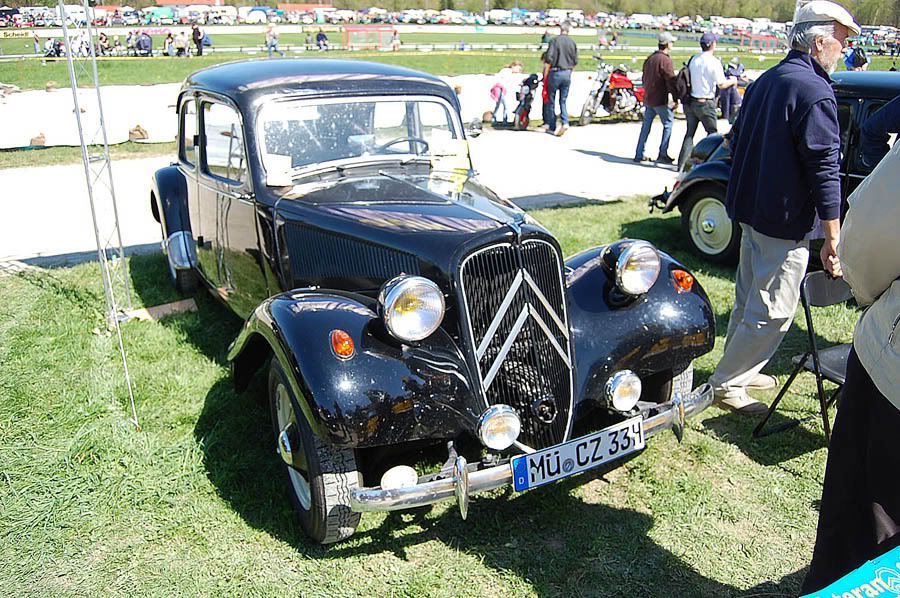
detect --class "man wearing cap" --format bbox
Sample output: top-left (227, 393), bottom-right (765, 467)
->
top-left (633, 32), bottom-right (678, 164)
top-left (543, 21), bottom-right (578, 136)
top-left (707, 0), bottom-right (859, 414)
top-left (676, 32), bottom-right (737, 169)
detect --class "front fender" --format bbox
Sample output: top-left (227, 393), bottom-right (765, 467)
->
top-left (664, 160), bottom-right (731, 212)
top-left (565, 246), bottom-right (715, 409)
top-left (152, 165), bottom-right (196, 270)
top-left (227, 289), bottom-right (482, 449)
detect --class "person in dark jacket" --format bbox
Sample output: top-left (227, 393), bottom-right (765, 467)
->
top-left (707, 0), bottom-right (860, 414)
top-left (719, 57), bottom-right (747, 123)
top-left (542, 21), bottom-right (578, 136)
top-left (192, 23), bottom-right (202, 57)
top-left (859, 93), bottom-right (900, 169)
top-left (634, 32), bottom-right (678, 164)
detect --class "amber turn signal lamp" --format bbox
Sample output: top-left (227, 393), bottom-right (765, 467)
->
top-left (672, 269), bottom-right (694, 294)
top-left (330, 329), bottom-right (355, 360)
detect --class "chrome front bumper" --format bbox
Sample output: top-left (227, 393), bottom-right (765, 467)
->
top-left (350, 383), bottom-right (713, 516)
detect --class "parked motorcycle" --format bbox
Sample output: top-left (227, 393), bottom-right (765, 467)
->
top-left (580, 57), bottom-right (645, 126)
top-left (513, 73), bottom-right (540, 130)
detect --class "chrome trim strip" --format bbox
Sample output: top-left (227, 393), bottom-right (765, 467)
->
top-left (349, 383), bottom-right (713, 513)
top-left (529, 306), bottom-right (572, 367)
top-left (522, 269), bottom-right (569, 339)
top-left (475, 270), bottom-right (524, 359)
top-left (482, 305), bottom-right (530, 391)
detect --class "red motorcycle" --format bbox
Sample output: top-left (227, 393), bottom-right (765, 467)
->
top-left (580, 57), bottom-right (645, 125)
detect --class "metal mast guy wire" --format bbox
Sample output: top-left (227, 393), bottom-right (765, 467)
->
top-left (58, 0), bottom-right (139, 429)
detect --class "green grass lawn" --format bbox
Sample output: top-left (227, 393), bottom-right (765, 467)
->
top-left (0, 141), bottom-right (176, 170)
top-left (0, 195), bottom-right (856, 595)
top-left (4, 44), bottom-right (897, 92)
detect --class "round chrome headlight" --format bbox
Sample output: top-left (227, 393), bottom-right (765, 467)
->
top-left (616, 241), bottom-right (661, 295)
top-left (605, 370), bottom-right (642, 412)
top-left (477, 405), bottom-right (521, 451)
top-left (379, 276), bottom-right (445, 342)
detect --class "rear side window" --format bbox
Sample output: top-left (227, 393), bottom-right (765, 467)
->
top-left (179, 99), bottom-right (196, 166)
top-left (202, 101), bottom-right (247, 185)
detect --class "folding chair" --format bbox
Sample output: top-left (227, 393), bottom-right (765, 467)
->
top-left (753, 271), bottom-right (853, 444)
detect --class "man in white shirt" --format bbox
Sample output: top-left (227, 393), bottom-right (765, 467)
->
top-left (677, 32), bottom-right (737, 169)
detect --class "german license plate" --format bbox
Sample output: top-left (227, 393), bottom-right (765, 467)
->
top-left (511, 416), bottom-right (645, 492)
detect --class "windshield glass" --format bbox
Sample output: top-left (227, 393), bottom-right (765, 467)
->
top-left (257, 96), bottom-right (463, 176)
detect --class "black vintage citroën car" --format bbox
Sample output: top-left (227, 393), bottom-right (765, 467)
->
top-left (150, 60), bottom-right (716, 544)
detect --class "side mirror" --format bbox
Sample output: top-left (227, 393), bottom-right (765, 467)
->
top-left (465, 118), bottom-right (482, 139)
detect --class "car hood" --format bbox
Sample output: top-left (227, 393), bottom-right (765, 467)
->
top-left (273, 171), bottom-right (548, 293)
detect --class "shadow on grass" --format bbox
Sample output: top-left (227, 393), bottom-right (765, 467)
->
top-left (191, 372), bottom-right (754, 596)
top-left (129, 252), bottom-right (242, 366)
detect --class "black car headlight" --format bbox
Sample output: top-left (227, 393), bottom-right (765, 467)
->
top-left (378, 276), bottom-right (445, 342)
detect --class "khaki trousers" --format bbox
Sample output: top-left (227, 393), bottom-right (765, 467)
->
top-left (709, 223), bottom-right (809, 399)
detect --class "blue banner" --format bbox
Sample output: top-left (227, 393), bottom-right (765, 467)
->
top-left (802, 544), bottom-right (900, 598)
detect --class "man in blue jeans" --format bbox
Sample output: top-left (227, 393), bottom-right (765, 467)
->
top-left (542, 21), bottom-right (578, 136)
top-left (634, 32), bottom-right (678, 164)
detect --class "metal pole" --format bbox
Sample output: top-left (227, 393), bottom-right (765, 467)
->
top-left (58, 0), bottom-right (139, 429)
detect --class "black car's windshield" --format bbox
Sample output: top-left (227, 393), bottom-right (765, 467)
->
top-left (258, 96), bottom-right (465, 181)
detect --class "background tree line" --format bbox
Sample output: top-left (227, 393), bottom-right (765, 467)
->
top-left (7, 0), bottom-right (898, 26)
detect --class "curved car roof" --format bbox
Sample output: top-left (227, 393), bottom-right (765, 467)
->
top-left (184, 59), bottom-right (460, 112)
top-left (832, 70), bottom-right (900, 100)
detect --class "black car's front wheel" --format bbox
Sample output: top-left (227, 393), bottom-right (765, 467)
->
top-left (680, 184), bottom-right (741, 265)
top-left (268, 360), bottom-right (361, 544)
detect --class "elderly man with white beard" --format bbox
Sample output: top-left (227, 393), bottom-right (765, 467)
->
top-left (706, 1), bottom-right (861, 413)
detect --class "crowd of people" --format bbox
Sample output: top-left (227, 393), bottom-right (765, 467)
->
top-left (33, 25), bottom-right (209, 58)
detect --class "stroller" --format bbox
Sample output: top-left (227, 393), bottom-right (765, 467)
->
top-left (513, 73), bottom-right (540, 131)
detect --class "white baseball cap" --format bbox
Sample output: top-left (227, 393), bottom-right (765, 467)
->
top-left (794, 1), bottom-right (861, 36)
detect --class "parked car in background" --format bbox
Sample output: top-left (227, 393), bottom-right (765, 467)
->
top-left (151, 59), bottom-right (716, 544)
top-left (650, 71), bottom-right (900, 264)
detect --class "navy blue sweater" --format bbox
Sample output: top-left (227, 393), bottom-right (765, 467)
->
top-left (725, 51), bottom-right (842, 241)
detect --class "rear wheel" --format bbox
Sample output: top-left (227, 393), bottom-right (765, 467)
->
top-left (680, 184), bottom-right (741, 265)
top-left (268, 361), bottom-right (361, 544)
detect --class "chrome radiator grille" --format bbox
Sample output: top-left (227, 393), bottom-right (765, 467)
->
top-left (459, 240), bottom-right (573, 449)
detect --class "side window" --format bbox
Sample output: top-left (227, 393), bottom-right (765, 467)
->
top-left (419, 102), bottom-right (457, 144)
top-left (202, 101), bottom-right (247, 185)
top-left (373, 102), bottom-right (408, 148)
top-left (179, 98), bottom-right (196, 166)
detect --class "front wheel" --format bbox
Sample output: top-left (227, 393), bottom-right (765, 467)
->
top-left (680, 184), bottom-right (741, 265)
top-left (269, 360), bottom-right (361, 544)
top-left (580, 93), bottom-right (596, 126)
